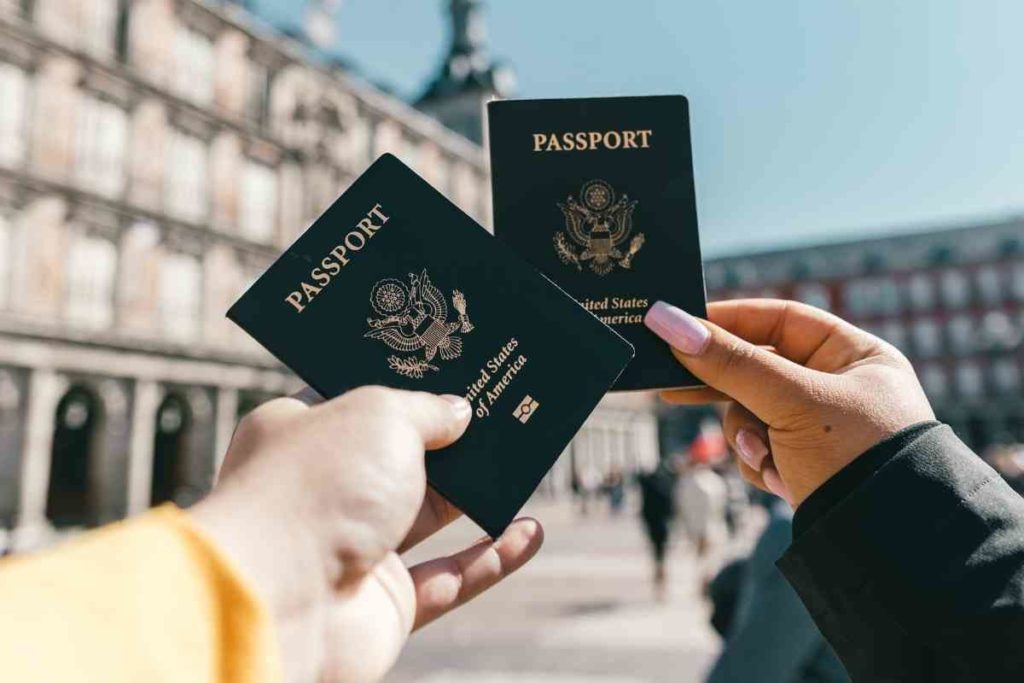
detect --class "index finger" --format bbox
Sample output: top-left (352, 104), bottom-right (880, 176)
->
top-left (707, 299), bottom-right (880, 372)
top-left (409, 518), bottom-right (544, 631)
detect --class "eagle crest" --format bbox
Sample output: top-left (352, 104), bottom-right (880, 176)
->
top-left (555, 179), bottom-right (645, 276)
top-left (365, 270), bottom-right (474, 379)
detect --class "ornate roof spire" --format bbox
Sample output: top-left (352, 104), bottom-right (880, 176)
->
top-left (416, 0), bottom-right (515, 143)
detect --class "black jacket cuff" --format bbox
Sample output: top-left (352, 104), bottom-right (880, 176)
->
top-left (792, 421), bottom-right (941, 539)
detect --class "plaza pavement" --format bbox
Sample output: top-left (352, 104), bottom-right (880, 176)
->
top-left (389, 495), bottom-right (744, 683)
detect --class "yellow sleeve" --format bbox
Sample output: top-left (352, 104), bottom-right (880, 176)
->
top-left (0, 505), bottom-right (282, 683)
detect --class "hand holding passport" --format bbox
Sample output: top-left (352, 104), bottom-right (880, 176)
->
top-left (229, 95), bottom-right (707, 537)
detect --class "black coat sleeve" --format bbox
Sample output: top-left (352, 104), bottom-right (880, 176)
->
top-left (777, 423), bottom-right (1024, 682)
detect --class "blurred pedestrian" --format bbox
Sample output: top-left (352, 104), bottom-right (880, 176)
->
top-left (638, 461), bottom-right (677, 600)
top-left (677, 425), bottom-right (729, 563)
top-left (603, 465), bottom-right (626, 515)
top-left (576, 462), bottom-right (602, 516)
top-left (707, 495), bottom-right (847, 683)
top-left (718, 462), bottom-right (750, 538)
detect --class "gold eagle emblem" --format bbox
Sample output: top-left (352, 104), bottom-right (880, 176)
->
top-left (365, 270), bottom-right (474, 379)
top-left (555, 179), bottom-right (645, 276)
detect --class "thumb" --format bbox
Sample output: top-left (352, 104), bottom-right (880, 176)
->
top-left (645, 301), bottom-right (816, 423)
top-left (401, 392), bottom-right (474, 450)
top-left (337, 387), bottom-right (473, 450)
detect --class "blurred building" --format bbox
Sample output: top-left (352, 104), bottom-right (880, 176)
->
top-left (0, 0), bottom-right (496, 549)
top-left (700, 218), bottom-right (1024, 451)
top-left (0, 0), bottom-right (657, 550)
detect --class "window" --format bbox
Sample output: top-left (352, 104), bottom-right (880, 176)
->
top-left (75, 94), bottom-right (127, 197)
top-left (451, 162), bottom-right (480, 220)
top-left (940, 269), bottom-right (971, 309)
top-left (956, 362), bottom-right (984, 398)
top-left (173, 26), bottom-right (214, 105)
top-left (373, 120), bottom-right (401, 158)
top-left (878, 278), bottom-right (901, 315)
top-left (920, 364), bottom-right (948, 398)
top-left (158, 252), bottom-right (201, 341)
top-left (975, 265), bottom-right (1003, 306)
top-left (0, 63), bottom-right (28, 167)
top-left (907, 273), bottom-right (935, 312)
top-left (991, 357), bottom-right (1020, 395)
top-left (946, 315), bottom-right (975, 355)
top-left (401, 134), bottom-right (421, 173)
top-left (981, 311), bottom-right (1016, 351)
top-left (81, 0), bottom-right (117, 57)
top-left (1011, 261), bottom-right (1024, 302)
top-left (844, 279), bottom-right (884, 316)
top-left (879, 321), bottom-right (907, 353)
top-left (65, 234), bottom-right (117, 329)
top-left (166, 131), bottom-right (208, 223)
top-left (912, 319), bottom-right (942, 358)
top-left (794, 283), bottom-right (831, 311)
top-left (240, 162), bottom-right (277, 243)
top-left (246, 61), bottom-right (272, 126)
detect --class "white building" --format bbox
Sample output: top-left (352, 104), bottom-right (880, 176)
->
top-left (0, 0), bottom-right (659, 551)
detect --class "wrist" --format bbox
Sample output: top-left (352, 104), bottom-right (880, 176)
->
top-left (190, 477), bottom-right (330, 620)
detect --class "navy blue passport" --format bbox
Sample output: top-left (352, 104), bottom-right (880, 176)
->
top-left (228, 154), bottom-right (633, 537)
top-left (488, 95), bottom-right (707, 391)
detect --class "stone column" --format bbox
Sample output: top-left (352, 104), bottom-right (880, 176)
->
top-left (0, 367), bottom-right (28, 528)
top-left (126, 380), bottom-right (160, 515)
top-left (91, 379), bottom-right (133, 525)
top-left (213, 386), bottom-right (238, 478)
top-left (16, 369), bottom-right (66, 546)
top-left (182, 388), bottom-right (216, 504)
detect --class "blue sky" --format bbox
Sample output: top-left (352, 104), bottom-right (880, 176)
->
top-left (256, 1), bottom-right (1024, 257)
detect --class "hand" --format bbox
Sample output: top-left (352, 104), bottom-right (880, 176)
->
top-left (645, 299), bottom-right (934, 506)
top-left (191, 386), bottom-right (544, 683)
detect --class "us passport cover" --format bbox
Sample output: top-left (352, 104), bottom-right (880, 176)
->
top-left (488, 95), bottom-right (707, 391)
top-left (227, 154), bottom-right (634, 537)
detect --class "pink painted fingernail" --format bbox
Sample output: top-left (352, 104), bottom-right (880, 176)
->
top-left (736, 429), bottom-right (769, 470)
top-left (762, 467), bottom-right (793, 505)
top-left (644, 301), bottom-right (711, 355)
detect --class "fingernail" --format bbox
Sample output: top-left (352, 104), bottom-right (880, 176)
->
top-left (644, 301), bottom-right (711, 355)
top-left (736, 429), bottom-right (769, 470)
top-left (291, 386), bottom-right (324, 406)
top-left (442, 394), bottom-right (472, 419)
top-left (762, 467), bottom-right (792, 505)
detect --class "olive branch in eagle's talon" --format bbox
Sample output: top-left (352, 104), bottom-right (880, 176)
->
top-left (387, 356), bottom-right (438, 379)
top-left (553, 232), bottom-right (582, 270)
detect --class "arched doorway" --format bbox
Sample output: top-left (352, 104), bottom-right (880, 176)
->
top-left (46, 385), bottom-right (101, 528)
top-left (151, 393), bottom-right (192, 506)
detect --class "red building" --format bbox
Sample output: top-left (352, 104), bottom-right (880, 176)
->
top-left (700, 217), bottom-right (1024, 452)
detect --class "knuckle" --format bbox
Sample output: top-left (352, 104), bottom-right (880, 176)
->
top-left (234, 403), bottom-right (279, 442)
top-left (713, 337), bottom-right (755, 381)
top-left (345, 385), bottom-right (401, 412)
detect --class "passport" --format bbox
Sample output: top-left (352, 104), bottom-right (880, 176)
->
top-left (227, 154), bottom-right (634, 537)
top-left (487, 95), bottom-right (707, 391)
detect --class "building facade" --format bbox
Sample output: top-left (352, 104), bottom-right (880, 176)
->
top-left (700, 219), bottom-right (1024, 451)
top-left (0, 0), bottom-right (658, 551)
top-left (0, 0), bottom-right (497, 550)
